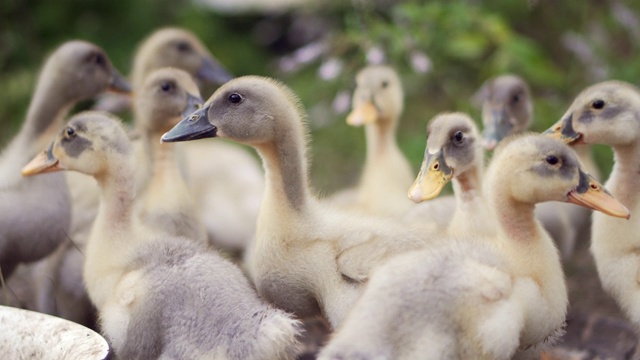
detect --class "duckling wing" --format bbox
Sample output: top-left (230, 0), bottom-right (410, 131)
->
top-left (336, 224), bottom-right (429, 282)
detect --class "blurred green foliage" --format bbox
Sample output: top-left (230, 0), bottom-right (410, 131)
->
top-left (1, 0), bottom-right (639, 193)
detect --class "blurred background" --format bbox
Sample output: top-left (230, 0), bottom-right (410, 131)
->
top-left (1, 0), bottom-right (639, 194)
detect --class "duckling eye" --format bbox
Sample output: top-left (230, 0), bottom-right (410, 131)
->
top-left (160, 81), bottom-right (174, 92)
top-left (91, 53), bottom-right (106, 66)
top-left (453, 131), bottom-right (464, 145)
top-left (381, 81), bottom-right (389, 89)
top-left (592, 99), bottom-right (605, 110)
top-left (512, 93), bottom-right (520, 103)
top-left (545, 155), bottom-right (559, 165)
top-left (176, 41), bottom-right (191, 52)
top-left (65, 127), bottom-right (76, 138)
top-left (228, 93), bottom-right (243, 104)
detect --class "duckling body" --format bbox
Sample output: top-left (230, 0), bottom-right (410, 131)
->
top-left (0, 41), bottom-right (128, 278)
top-left (546, 80), bottom-right (640, 328)
top-left (329, 65), bottom-right (414, 217)
top-left (23, 112), bottom-right (301, 359)
top-left (162, 76), bottom-right (430, 327)
top-left (319, 135), bottom-right (628, 359)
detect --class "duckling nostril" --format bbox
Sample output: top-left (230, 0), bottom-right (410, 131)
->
top-left (189, 114), bottom-right (200, 122)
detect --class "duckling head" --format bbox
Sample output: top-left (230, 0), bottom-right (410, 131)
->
top-left (162, 76), bottom-right (307, 147)
top-left (408, 112), bottom-right (483, 203)
top-left (43, 41), bottom-right (131, 101)
top-left (22, 112), bottom-right (132, 178)
top-left (135, 67), bottom-right (203, 135)
top-left (488, 134), bottom-right (629, 218)
top-left (475, 75), bottom-right (532, 150)
top-left (346, 65), bottom-right (403, 127)
top-left (545, 80), bottom-right (640, 147)
top-left (132, 27), bottom-right (232, 88)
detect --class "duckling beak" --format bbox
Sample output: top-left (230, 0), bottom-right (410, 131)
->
top-left (543, 114), bottom-right (583, 144)
top-left (108, 69), bottom-right (132, 94)
top-left (482, 107), bottom-right (512, 150)
top-left (408, 149), bottom-right (453, 203)
top-left (162, 104), bottom-right (216, 142)
top-left (566, 170), bottom-right (630, 219)
top-left (182, 93), bottom-right (204, 118)
top-left (196, 57), bottom-right (233, 85)
top-left (22, 143), bottom-right (61, 176)
top-left (346, 101), bottom-right (378, 127)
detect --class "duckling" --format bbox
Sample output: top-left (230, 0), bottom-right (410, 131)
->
top-left (544, 80), bottom-right (640, 329)
top-left (0, 41), bottom-right (129, 279)
top-left (475, 75), bottom-right (533, 151)
top-left (407, 112), bottom-right (495, 237)
top-left (119, 27), bottom-right (260, 253)
top-left (328, 65), bottom-right (414, 217)
top-left (319, 135), bottom-right (629, 360)
top-left (22, 112), bottom-right (301, 359)
top-left (162, 76), bottom-right (430, 327)
top-left (93, 27), bottom-right (232, 113)
top-left (47, 29), bottom-right (250, 324)
top-left (133, 67), bottom-right (206, 242)
top-left (476, 74), bottom-right (597, 261)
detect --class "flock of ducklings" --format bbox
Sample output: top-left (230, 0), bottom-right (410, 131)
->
top-left (0, 26), bottom-right (638, 359)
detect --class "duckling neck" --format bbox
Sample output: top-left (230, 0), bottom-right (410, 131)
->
top-left (24, 81), bottom-right (72, 140)
top-left (449, 166), bottom-right (490, 235)
top-left (493, 197), bottom-right (539, 243)
top-left (94, 158), bottom-right (137, 228)
top-left (364, 116), bottom-right (398, 159)
top-left (452, 166), bottom-right (483, 205)
top-left (144, 130), bottom-right (184, 187)
top-left (1, 82), bottom-right (72, 169)
top-left (256, 138), bottom-right (312, 213)
top-left (608, 142), bottom-right (640, 207)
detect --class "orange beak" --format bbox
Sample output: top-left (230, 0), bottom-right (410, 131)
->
top-left (566, 171), bottom-right (630, 219)
top-left (346, 101), bottom-right (378, 126)
top-left (21, 143), bottom-right (62, 176)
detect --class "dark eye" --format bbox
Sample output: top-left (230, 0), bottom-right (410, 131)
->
top-left (93, 53), bottom-right (106, 66)
top-left (66, 127), bottom-right (76, 138)
top-left (453, 131), bottom-right (464, 145)
top-left (228, 93), bottom-right (243, 104)
top-left (176, 41), bottom-right (191, 52)
top-left (381, 81), bottom-right (389, 89)
top-left (592, 99), bottom-right (605, 109)
top-left (512, 93), bottom-right (520, 103)
top-left (546, 155), bottom-right (559, 165)
top-left (160, 81), bottom-right (173, 92)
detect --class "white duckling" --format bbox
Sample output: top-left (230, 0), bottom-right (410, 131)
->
top-left (477, 74), bottom-right (598, 261)
top-left (161, 76), bottom-right (430, 327)
top-left (545, 80), bottom-right (640, 328)
top-left (407, 112), bottom-right (495, 237)
top-left (133, 67), bottom-right (206, 242)
top-left (328, 65), bottom-right (414, 217)
top-left (319, 134), bottom-right (629, 360)
top-left (23, 112), bottom-right (301, 359)
top-left (0, 41), bottom-right (130, 279)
